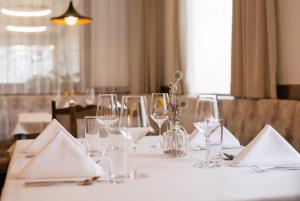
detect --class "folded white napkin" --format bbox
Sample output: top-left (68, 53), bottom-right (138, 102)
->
top-left (23, 119), bottom-right (84, 154)
top-left (189, 126), bottom-right (240, 149)
top-left (17, 131), bottom-right (103, 179)
top-left (231, 124), bottom-right (300, 167)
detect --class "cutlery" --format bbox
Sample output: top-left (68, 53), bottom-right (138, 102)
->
top-left (222, 153), bottom-right (235, 160)
top-left (25, 154), bottom-right (35, 159)
top-left (23, 176), bottom-right (124, 187)
top-left (251, 166), bottom-right (300, 173)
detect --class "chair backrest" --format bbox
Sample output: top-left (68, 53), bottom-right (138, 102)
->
top-left (51, 101), bottom-right (97, 137)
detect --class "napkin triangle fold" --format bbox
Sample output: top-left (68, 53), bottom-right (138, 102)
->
top-left (17, 131), bottom-right (102, 179)
top-left (231, 124), bottom-right (300, 167)
top-left (23, 119), bottom-right (84, 154)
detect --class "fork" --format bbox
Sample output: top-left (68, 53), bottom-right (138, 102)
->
top-left (251, 166), bottom-right (300, 173)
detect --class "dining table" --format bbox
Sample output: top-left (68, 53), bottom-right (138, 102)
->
top-left (11, 113), bottom-right (52, 136)
top-left (1, 136), bottom-right (300, 201)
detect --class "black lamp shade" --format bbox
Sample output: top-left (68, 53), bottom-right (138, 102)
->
top-left (50, 1), bottom-right (92, 25)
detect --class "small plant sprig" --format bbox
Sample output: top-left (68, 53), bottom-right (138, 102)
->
top-left (168, 71), bottom-right (187, 124)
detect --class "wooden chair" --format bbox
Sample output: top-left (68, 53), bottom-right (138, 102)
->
top-left (51, 101), bottom-right (97, 138)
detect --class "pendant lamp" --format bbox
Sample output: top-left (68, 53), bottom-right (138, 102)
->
top-left (50, 1), bottom-right (92, 26)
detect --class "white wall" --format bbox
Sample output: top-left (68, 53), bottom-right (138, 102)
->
top-left (277, 0), bottom-right (300, 85)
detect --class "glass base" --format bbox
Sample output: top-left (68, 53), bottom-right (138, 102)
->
top-left (128, 170), bottom-right (149, 180)
top-left (150, 142), bottom-right (161, 149)
top-left (109, 174), bottom-right (126, 184)
top-left (163, 149), bottom-right (186, 158)
top-left (193, 160), bottom-right (221, 169)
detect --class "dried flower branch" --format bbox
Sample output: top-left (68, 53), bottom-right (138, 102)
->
top-left (167, 71), bottom-right (187, 124)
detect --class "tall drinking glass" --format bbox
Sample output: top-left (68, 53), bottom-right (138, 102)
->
top-left (193, 95), bottom-right (222, 168)
top-left (119, 96), bottom-right (151, 179)
top-left (150, 93), bottom-right (169, 148)
top-left (85, 116), bottom-right (99, 157)
top-left (108, 129), bottom-right (128, 183)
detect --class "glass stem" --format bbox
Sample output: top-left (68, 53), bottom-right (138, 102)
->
top-left (205, 137), bottom-right (209, 163)
top-left (158, 125), bottom-right (162, 137)
top-left (158, 125), bottom-right (162, 146)
top-left (104, 126), bottom-right (110, 155)
top-left (133, 144), bottom-right (137, 155)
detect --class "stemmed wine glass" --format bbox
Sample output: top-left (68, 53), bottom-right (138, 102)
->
top-left (150, 93), bottom-right (169, 148)
top-left (96, 94), bottom-right (119, 155)
top-left (193, 94), bottom-right (222, 168)
top-left (119, 96), bottom-right (151, 179)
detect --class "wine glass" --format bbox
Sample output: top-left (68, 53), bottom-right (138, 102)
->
top-left (119, 96), bottom-right (151, 179)
top-left (96, 94), bottom-right (119, 155)
top-left (150, 93), bottom-right (169, 148)
top-left (193, 94), bottom-right (222, 168)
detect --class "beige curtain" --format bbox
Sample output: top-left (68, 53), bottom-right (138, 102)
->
top-left (231, 0), bottom-right (278, 98)
top-left (127, 0), bottom-right (186, 94)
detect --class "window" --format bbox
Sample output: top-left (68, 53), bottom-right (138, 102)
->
top-left (0, 45), bottom-right (54, 84)
top-left (0, 2), bottom-right (82, 94)
top-left (186, 0), bottom-right (232, 94)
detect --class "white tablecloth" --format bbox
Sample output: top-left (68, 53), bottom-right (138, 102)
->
top-left (11, 113), bottom-right (52, 136)
top-left (2, 137), bottom-right (300, 201)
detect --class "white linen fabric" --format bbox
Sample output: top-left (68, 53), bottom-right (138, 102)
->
top-left (231, 124), bottom-right (300, 167)
top-left (23, 119), bottom-right (84, 154)
top-left (189, 126), bottom-right (240, 149)
top-left (2, 137), bottom-right (300, 201)
top-left (17, 131), bottom-right (102, 179)
top-left (11, 113), bottom-right (52, 136)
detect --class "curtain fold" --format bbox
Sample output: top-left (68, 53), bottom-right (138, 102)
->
top-left (127, 0), bottom-right (186, 94)
top-left (90, 0), bottom-right (185, 94)
top-left (231, 0), bottom-right (278, 99)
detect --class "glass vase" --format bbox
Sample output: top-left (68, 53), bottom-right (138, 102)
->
top-left (162, 121), bottom-right (188, 158)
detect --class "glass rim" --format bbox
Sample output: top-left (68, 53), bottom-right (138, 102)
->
top-left (84, 116), bottom-right (97, 119)
top-left (196, 94), bottom-right (218, 98)
top-left (151, 92), bottom-right (169, 95)
top-left (98, 94), bottom-right (117, 97)
top-left (121, 95), bottom-right (146, 99)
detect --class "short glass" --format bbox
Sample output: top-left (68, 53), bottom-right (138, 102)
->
top-left (84, 116), bottom-right (100, 157)
top-left (108, 129), bottom-right (128, 183)
top-left (194, 119), bottom-right (223, 168)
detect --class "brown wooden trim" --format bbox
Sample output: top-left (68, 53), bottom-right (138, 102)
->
top-left (277, 85), bottom-right (300, 100)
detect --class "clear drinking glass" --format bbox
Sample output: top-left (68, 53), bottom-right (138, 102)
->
top-left (96, 94), bottom-right (119, 134)
top-left (205, 119), bottom-right (223, 163)
top-left (193, 95), bottom-right (222, 168)
top-left (85, 116), bottom-right (99, 157)
top-left (108, 129), bottom-right (128, 183)
top-left (85, 88), bottom-right (96, 105)
top-left (150, 93), bottom-right (169, 148)
top-left (119, 96), bottom-right (151, 179)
